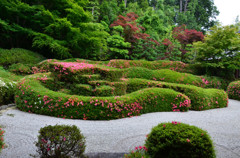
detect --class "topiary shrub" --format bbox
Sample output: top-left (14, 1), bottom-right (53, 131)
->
top-left (35, 125), bottom-right (87, 158)
top-left (0, 127), bottom-right (5, 153)
top-left (0, 77), bottom-right (16, 106)
top-left (227, 80), bottom-right (240, 100)
top-left (145, 122), bottom-right (216, 158)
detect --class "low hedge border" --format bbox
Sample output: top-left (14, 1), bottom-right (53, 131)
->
top-left (126, 78), bottom-right (228, 111)
top-left (15, 77), bottom-right (190, 120)
top-left (227, 80), bottom-right (240, 100)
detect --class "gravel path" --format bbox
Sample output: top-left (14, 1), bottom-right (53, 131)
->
top-left (0, 99), bottom-right (240, 158)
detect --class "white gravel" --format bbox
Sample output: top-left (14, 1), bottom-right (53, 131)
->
top-left (0, 99), bottom-right (240, 158)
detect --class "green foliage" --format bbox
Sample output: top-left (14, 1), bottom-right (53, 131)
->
top-left (0, 127), bottom-right (4, 153)
top-left (107, 32), bottom-right (131, 59)
top-left (193, 24), bottom-right (240, 79)
top-left (227, 80), bottom-right (240, 100)
top-left (145, 122), bottom-right (216, 158)
top-left (35, 125), bottom-right (86, 158)
top-left (0, 48), bottom-right (45, 68)
top-left (0, 77), bottom-right (16, 105)
top-left (0, 0), bottom-right (109, 59)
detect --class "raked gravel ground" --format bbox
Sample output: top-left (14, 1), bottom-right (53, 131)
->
top-left (0, 99), bottom-right (240, 158)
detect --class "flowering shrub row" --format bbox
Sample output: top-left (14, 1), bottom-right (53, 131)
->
top-left (126, 78), bottom-right (228, 111)
top-left (106, 59), bottom-right (191, 73)
top-left (227, 80), bottom-right (240, 100)
top-left (0, 77), bottom-right (16, 105)
top-left (15, 77), bottom-right (190, 120)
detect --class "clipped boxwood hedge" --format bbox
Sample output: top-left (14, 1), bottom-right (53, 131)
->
top-left (126, 78), bottom-right (228, 111)
top-left (227, 80), bottom-right (240, 100)
top-left (124, 67), bottom-right (206, 87)
top-left (145, 122), bottom-right (216, 158)
top-left (15, 77), bottom-right (190, 120)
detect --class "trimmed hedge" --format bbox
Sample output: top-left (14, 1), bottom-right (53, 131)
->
top-left (124, 67), bottom-right (206, 87)
top-left (15, 77), bottom-right (190, 120)
top-left (145, 122), bottom-right (216, 158)
top-left (126, 78), bottom-right (228, 111)
top-left (107, 59), bottom-right (191, 73)
top-left (227, 80), bottom-right (240, 100)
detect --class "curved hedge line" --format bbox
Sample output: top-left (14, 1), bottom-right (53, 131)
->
top-left (124, 67), bottom-right (206, 87)
top-left (15, 77), bottom-right (191, 120)
top-left (227, 80), bottom-right (240, 100)
top-left (126, 78), bottom-right (228, 111)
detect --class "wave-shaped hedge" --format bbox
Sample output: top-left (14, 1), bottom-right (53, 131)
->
top-left (124, 67), bottom-right (206, 87)
top-left (126, 78), bottom-right (228, 111)
top-left (227, 80), bottom-right (240, 100)
top-left (15, 76), bottom-right (190, 120)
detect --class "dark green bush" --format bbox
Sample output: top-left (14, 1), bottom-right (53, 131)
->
top-left (35, 125), bottom-right (86, 158)
top-left (0, 77), bottom-right (16, 105)
top-left (227, 80), bottom-right (240, 100)
top-left (145, 122), bottom-right (216, 158)
top-left (0, 48), bottom-right (45, 68)
top-left (0, 127), bottom-right (5, 153)
top-left (94, 85), bottom-right (113, 96)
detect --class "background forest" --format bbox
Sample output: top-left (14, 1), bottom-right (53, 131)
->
top-left (0, 0), bottom-right (240, 79)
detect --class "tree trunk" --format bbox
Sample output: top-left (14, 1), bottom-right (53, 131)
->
top-left (92, 6), bottom-right (94, 16)
top-left (184, 0), bottom-right (189, 12)
top-left (179, 0), bottom-right (183, 13)
top-left (124, 0), bottom-right (127, 8)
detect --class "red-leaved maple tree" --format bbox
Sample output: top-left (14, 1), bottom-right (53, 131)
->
top-left (110, 12), bottom-right (150, 44)
top-left (172, 25), bottom-right (204, 61)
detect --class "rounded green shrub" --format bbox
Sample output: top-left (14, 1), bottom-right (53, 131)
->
top-left (35, 125), bottom-right (86, 158)
top-left (227, 80), bottom-right (240, 100)
top-left (0, 127), bottom-right (5, 153)
top-left (145, 122), bottom-right (216, 158)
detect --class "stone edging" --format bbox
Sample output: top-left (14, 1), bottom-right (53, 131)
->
top-left (0, 103), bottom-right (16, 111)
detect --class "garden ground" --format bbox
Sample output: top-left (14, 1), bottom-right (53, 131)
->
top-left (0, 99), bottom-right (240, 158)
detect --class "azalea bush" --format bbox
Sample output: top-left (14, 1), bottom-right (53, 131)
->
top-left (35, 125), bottom-right (86, 158)
top-left (124, 146), bottom-right (149, 158)
top-left (0, 127), bottom-right (5, 153)
top-left (227, 80), bottom-right (240, 100)
top-left (145, 122), bottom-right (216, 158)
